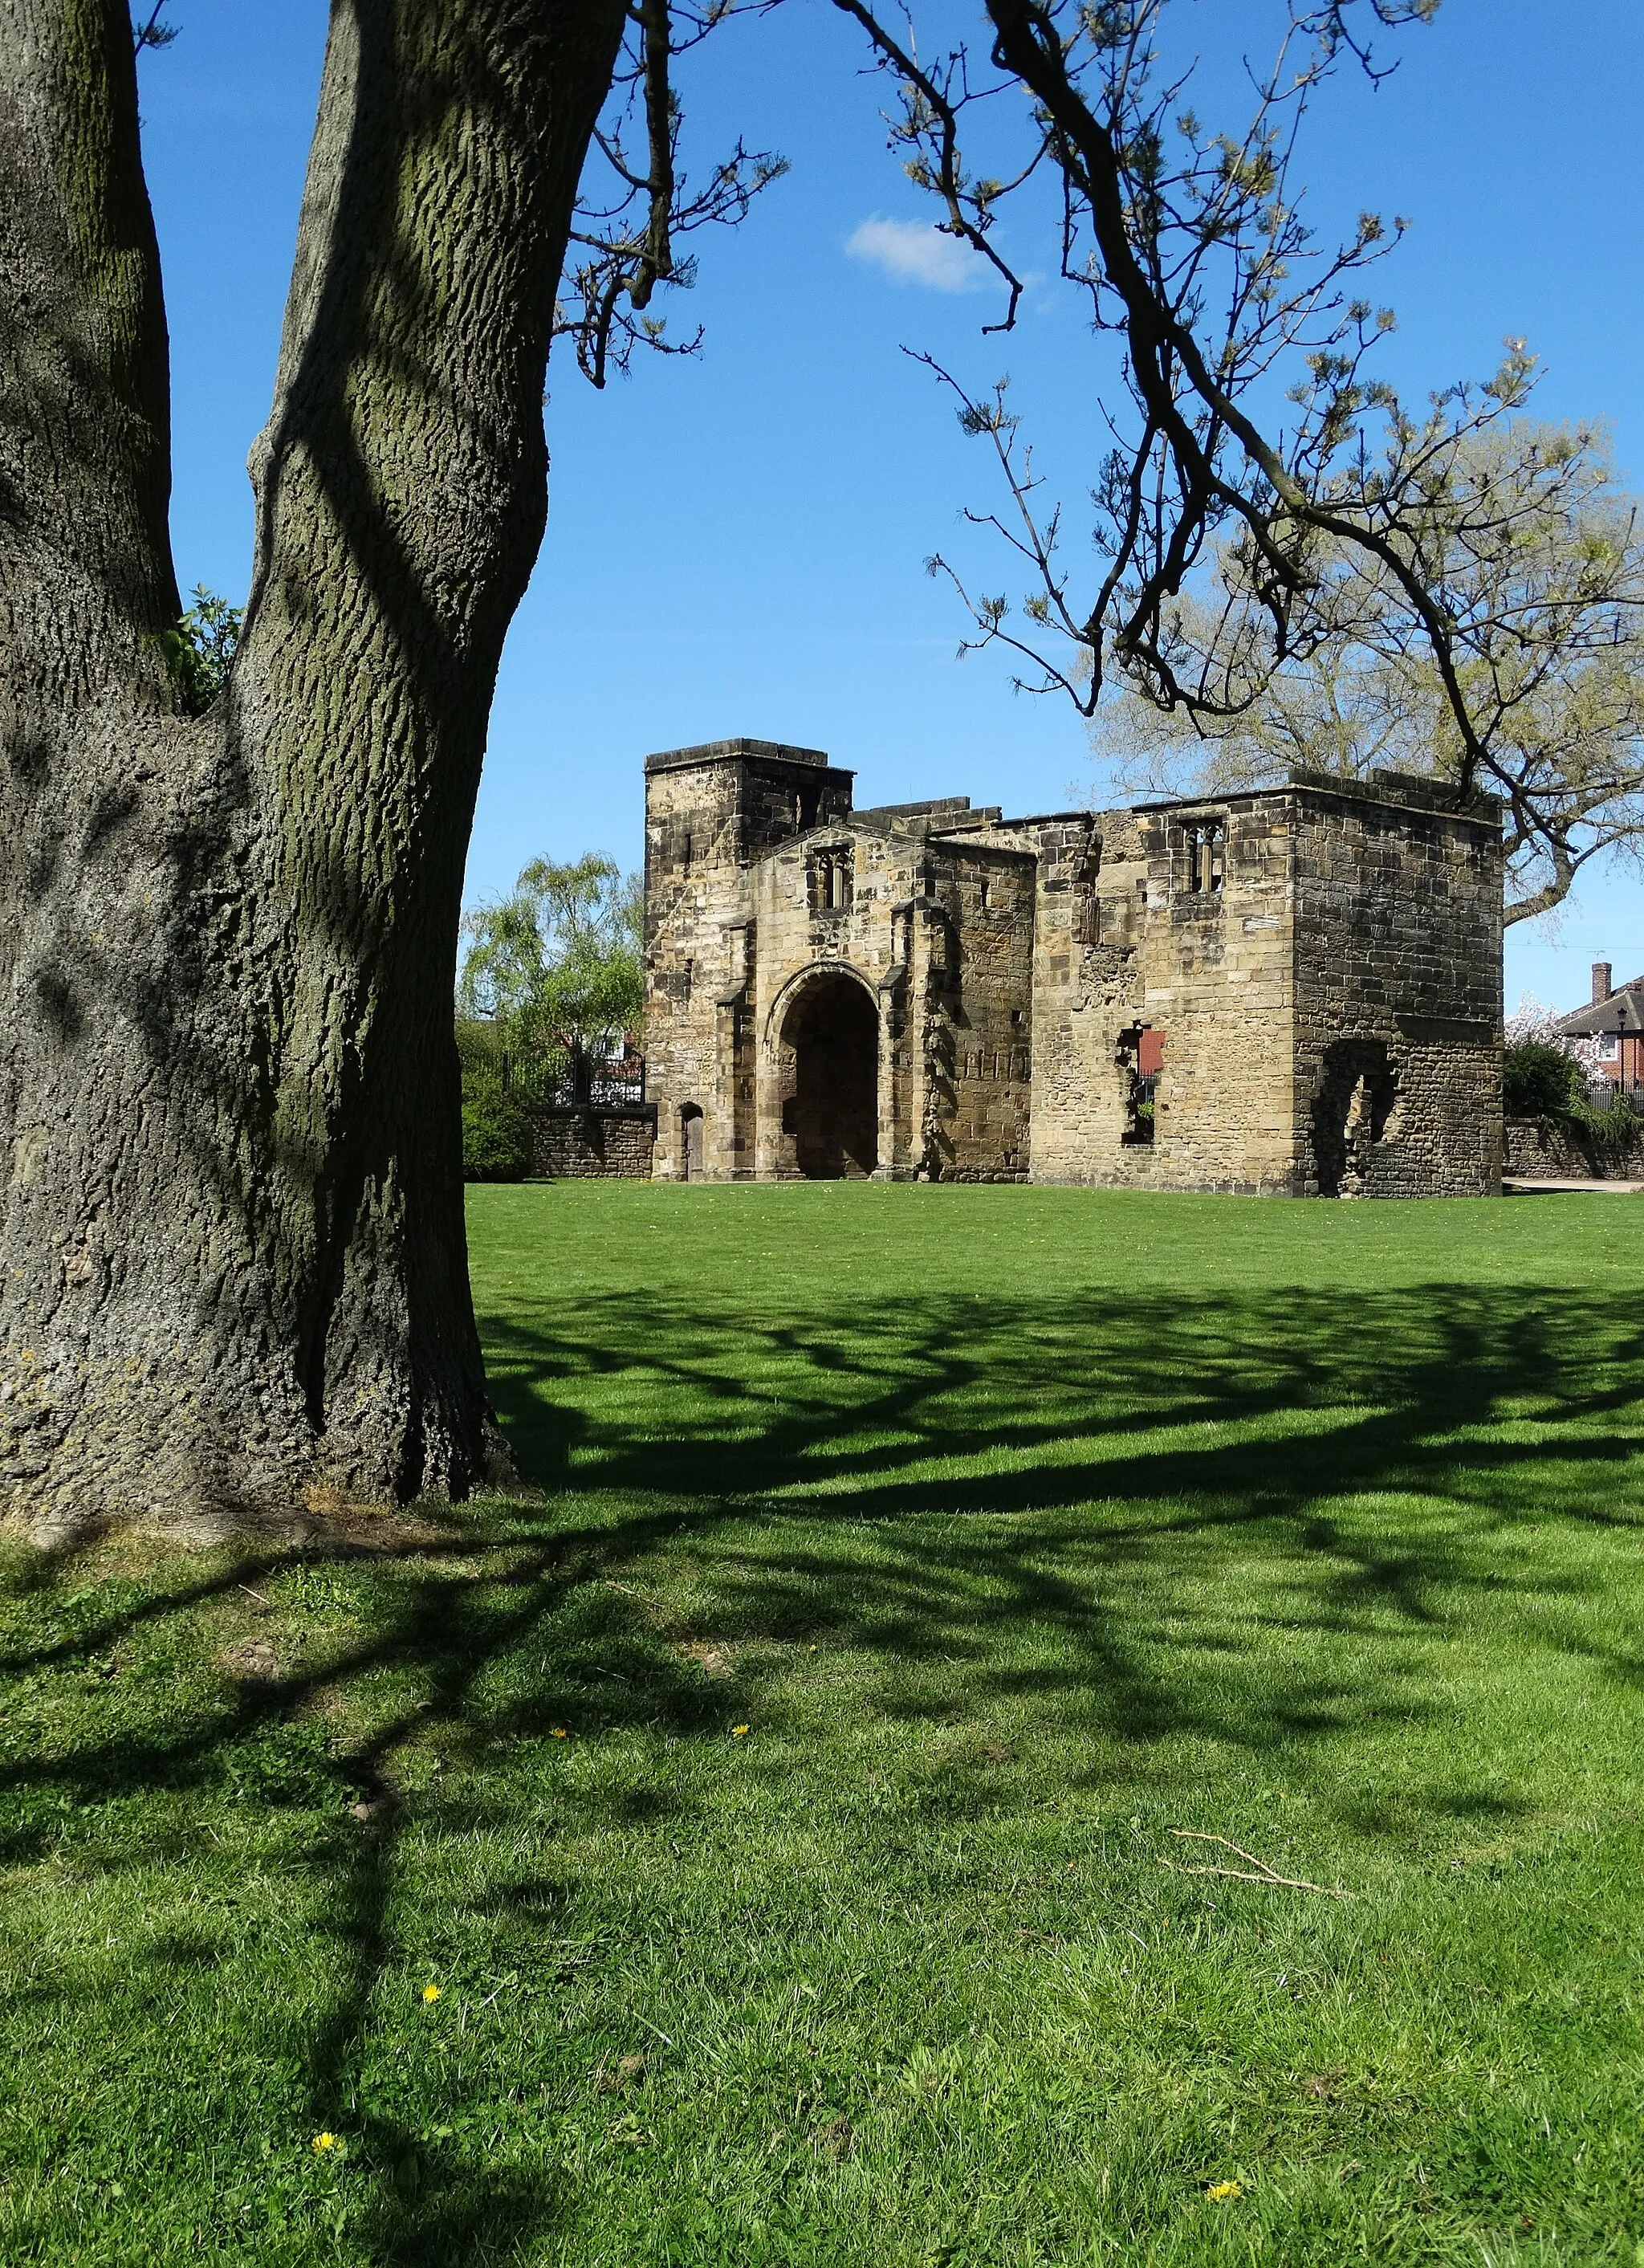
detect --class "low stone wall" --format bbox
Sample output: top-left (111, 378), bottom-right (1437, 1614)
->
top-left (1505, 1118), bottom-right (1644, 1181)
top-left (527, 1105), bottom-right (656, 1179)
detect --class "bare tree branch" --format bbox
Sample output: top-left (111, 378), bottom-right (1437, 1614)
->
top-left (1094, 424), bottom-right (1644, 922)
top-left (557, 0), bottom-right (788, 387)
top-left (131, 3), bottom-right (177, 54)
top-left (834, 0), bottom-right (1532, 796)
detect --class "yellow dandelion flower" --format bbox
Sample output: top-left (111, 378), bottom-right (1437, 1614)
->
top-left (421, 1984), bottom-right (442, 2004)
top-left (311, 2132), bottom-right (336, 2154)
top-left (551, 1727), bottom-right (569, 1740)
top-left (1207, 2179), bottom-right (1243, 2201)
top-left (732, 1724), bottom-right (751, 1737)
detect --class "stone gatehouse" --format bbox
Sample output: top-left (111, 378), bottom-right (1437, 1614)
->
top-left (643, 738), bottom-right (1504, 1195)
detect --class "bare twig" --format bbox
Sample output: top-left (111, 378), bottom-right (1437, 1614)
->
top-left (132, 2), bottom-right (177, 53)
top-left (557, 0), bottom-right (787, 387)
top-left (1165, 1827), bottom-right (1349, 1898)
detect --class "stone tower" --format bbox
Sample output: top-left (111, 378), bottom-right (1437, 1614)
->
top-left (644, 739), bottom-right (854, 1180)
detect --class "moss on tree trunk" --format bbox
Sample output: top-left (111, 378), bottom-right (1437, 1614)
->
top-left (0, 0), bottom-right (625, 1540)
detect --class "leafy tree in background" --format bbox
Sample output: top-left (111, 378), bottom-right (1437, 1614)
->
top-left (1092, 425), bottom-right (1644, 922)
top-left (458, 856), bottom-right (644, 1103)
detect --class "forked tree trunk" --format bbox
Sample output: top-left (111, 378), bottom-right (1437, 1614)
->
top-left (0, 0), bottom-right (624, 1540)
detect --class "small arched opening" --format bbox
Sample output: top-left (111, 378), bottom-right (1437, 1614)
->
top-left (779, 973), bottom-right (879, 1179)
top-left (679, 1102), bottom-right (704, 1182)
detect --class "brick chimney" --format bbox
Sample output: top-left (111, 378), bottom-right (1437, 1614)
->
top-left (1593, 960), bottom-right (1613, 1004)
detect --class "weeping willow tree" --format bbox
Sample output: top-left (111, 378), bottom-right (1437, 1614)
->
top-left (458, 854), bottom-right (644, 1100)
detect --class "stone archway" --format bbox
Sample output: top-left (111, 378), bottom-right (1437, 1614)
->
top-left (679, 1103), bottom-right (704, 1182)
top-left (779, 972), bottom-right (880, 1179)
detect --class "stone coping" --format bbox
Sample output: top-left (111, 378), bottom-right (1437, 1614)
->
top-left (1125, 770), bottom-right (1500, 828)
top-left (644, 739), bottom-right (843, 776)
top-left (524, 1101), bottom-right (657, 1124)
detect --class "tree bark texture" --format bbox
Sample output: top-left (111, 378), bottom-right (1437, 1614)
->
top-left (0, 0), bottom-right (625, 1541)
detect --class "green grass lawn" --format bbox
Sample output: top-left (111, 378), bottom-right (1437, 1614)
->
top-left (4, 1183), bottom-right (1644, 2266)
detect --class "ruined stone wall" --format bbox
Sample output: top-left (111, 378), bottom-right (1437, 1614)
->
top-left (1289, 777), bottom-right (1501, 1197)
top-left (985, 800), bottom-right (1296, 1192)
top-left (1504, 1118), bottom-right (1644, 1181)
top-left (527, 1107), bottom-right (656, 1179)
top-left (925, 844), bottom-right (1036, 1180)
top-left (1132, 797), bottom-right (1297, 1193)
top-left (644, 743), bottom-right (853, 1179)
top-left (970, 814), bottom-right (1088, 1186)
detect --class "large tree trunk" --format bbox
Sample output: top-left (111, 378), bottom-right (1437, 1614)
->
top-left (0, 0), bottom-right (625, 1541)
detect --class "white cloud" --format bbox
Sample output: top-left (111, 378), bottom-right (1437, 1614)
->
top-left (845, 214), bottom-right (990, 294)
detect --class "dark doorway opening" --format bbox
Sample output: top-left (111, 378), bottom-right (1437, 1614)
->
top-left (680, 1104), bottom-right (704, 1182)
top-left (1117, 1024), bottom-right (1161, 1144)
top-left (782, 975), bottom-right (879, 1179)
top-left (1311, 1040), bottom-right (1397, 1196)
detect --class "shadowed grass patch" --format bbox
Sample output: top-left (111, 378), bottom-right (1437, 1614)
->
top-left (2, 1183), bottom-right (1642, 2264)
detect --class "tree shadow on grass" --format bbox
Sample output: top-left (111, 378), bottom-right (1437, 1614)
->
top-left (2, 1278), bottom-right (1642, 2259)
top-left (484, 1277), bottom-right (1644, 1521)
top-left (483, 1275), bottom-right (1644, 1689)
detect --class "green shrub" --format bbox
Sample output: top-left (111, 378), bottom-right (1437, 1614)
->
top-left (1504, 1038), bottom-right (1641, 1159)
top-left (1503, 1039), bottom-right (1585, 1122)
top-left (455, 1016), bottom-right (510, 1086)
top-left (462, 1084), bottom-right (531, 1182)
top-left (1569, 1088), bottom-right (1641, 1159)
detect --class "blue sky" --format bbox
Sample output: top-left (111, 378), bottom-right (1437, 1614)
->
top-left (139, 0), bottom-right (1644, 1015)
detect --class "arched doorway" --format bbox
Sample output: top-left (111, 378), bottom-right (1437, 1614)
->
top-left (679, 1103), bottom-right (704, 1181)
top-left (780, 974), bottom-right (879, 1179)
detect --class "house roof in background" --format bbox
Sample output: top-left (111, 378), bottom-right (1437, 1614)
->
top-left (1556, 979), bottom-right (1644, 1036)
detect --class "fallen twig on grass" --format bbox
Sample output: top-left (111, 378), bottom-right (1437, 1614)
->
top-left (1164, 1829), bottom-right (1349, 1899)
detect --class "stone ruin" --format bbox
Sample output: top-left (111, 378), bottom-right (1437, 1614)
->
top-left (643, 738), bottom-right (1504, 1196)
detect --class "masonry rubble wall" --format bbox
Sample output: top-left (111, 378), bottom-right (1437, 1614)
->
top-left (1288, 775), bottom-right (1502, 1197)
top-left (919, 838), bottom-right (1035, 1181)
top-left (972, 810), bottom-right (1123, 1186)
top-left (1504, 1118), bottom-right (1644, 1180)
top-left (989, 777), bottom-right (1503, 1196)
top-left (1143, 796), bottom-right (1298, 1193)
top-left (527, 1106), bottom-right (656, 1179)
top-left (979, 796), bottom-right (1294, 1192)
